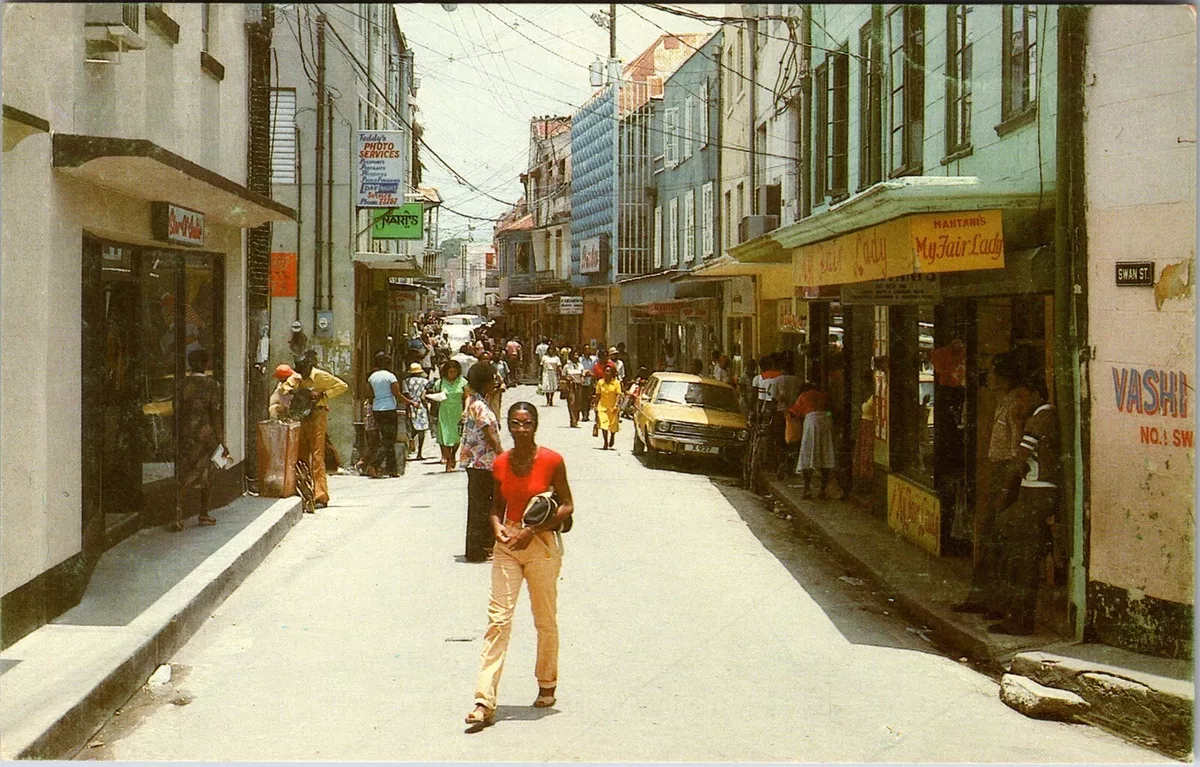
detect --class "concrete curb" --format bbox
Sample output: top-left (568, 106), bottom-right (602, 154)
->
top-left (10, 496), bottom-right (303, 760)
top-left (761, 475), bottom-right (1037, 668)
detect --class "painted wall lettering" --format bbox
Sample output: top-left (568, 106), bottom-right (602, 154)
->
top-left (1112, 366), bottom-right (1190, 418)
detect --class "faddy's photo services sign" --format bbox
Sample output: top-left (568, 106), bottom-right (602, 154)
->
top-left (357, 131), bottom-right (405, 208)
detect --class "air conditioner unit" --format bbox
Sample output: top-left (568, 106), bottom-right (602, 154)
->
top-left (739, 215), bottom-right (779, 243)
top-left (84, 3), bottom-right (147, 57)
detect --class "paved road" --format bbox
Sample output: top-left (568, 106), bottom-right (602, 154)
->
top-left (82, 386), bottom-right (1160, 762)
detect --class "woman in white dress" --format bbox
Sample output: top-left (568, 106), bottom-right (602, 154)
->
top-left (539, 348), bottom-right (562, 408)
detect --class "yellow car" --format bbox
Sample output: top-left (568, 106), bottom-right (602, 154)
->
top-left (632, 372), bottom-right (749, 468)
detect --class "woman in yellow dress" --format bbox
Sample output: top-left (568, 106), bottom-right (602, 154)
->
top-left (591, 363), bottom-right (623, 450)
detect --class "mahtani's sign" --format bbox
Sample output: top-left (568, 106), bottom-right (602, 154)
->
top-left (151, 202), bottom-right (205, 246)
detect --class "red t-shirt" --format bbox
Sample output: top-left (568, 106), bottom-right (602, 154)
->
top-left (492, 447), bottom-right (564, 523)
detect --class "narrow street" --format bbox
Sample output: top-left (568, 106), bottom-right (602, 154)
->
top-left (83, 386), bottom-right (1160, 763)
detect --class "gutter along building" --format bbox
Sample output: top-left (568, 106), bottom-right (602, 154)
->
top-left (1, 3), bottom-right (294, 646)
top-left (717, 4), bottom-right (1193, 657)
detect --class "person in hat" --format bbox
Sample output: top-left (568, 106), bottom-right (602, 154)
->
top-left (402, 362), bottom-right (430, 460)
top-left (465, 401), bottom-right (575, 728)
top-left (268, 363), bottom-right (301, 419)
top-left (607, 346), bottom-right (625, 382)
top-left (288, 321), bottom-right (308, 359)
top-left (294, 350), bottom-right (348, 507)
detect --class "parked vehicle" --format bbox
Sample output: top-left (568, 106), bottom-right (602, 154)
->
top-left (632, 372), bottom-right (749, 469)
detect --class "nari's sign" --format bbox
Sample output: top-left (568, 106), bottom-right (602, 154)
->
top-left (151, 202), bottom-right (205, 246)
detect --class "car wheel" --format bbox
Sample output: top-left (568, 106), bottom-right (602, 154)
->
top-left (632, 427), bottom-right (645, 455)
top-left (644, 431), bottom-right (660, 468)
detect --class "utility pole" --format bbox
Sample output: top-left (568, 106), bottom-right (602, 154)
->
top-left (609, 3), bottom-right (617, 60)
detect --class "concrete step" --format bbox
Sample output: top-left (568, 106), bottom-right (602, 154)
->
top-left (1011, 645), bottom-right (1194, 760)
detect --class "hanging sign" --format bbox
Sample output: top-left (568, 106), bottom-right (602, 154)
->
top-left (841, 274), bottom-right (941, 305)
top-left (151, 202), bottom-right (205, 246)
top-left (356, 130), bottom-right (405, 208)
top-left (558, 296), bottom-right (583, 315)
top-left (579, 236), bottom-right (606, 274)
top-left (371, 204), bottom-right (424, 239)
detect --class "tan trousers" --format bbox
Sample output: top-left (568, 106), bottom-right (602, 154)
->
top-left (473, 522), bottom-right (562, 710)
top-left (298, 408), bottom-right (329, 504)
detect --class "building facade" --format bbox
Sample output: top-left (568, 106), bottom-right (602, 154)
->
top-left (1, 2), bottom-right (293, 646)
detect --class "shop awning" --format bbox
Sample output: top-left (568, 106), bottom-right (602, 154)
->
top-left (4, 104), bottom-right (49, 152)
top-left (508, 293), bottom-right (556, 304)
top-left (52, 133), bottom-right (295, 228)
top-left (355, 254), bottom-right (426, 277)
top-left (680, 255), bottom-right (793, 281)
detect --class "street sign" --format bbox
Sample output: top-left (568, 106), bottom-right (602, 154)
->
top-left (558, 296), bottom-right (583, 315)
top-left (356, 130), bottom-right (405, 208)
top-left (371, 204), bottom-right (424, 239)
top-left (1115, 261), bottom-right (1155, 286)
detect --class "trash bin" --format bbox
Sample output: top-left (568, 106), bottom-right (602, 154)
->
top-left (257, 419), bottom-right (300, 497)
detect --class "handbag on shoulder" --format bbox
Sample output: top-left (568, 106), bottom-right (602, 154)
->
top-left (521, 490), bottom-right (573, 533)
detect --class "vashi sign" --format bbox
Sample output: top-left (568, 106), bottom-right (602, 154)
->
top-left (357, 131), bottom-right (405, 207)
top-left (151, 202), bottom-right (205, 246)
top-left (794, 210), bottom-right (1005, 289)
top-left (371, 204), bottom-right (424, 239)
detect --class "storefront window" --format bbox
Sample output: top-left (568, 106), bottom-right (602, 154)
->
top-left (913, 304), bottom-right (936, 483)
top-left (140, 251), bottom-right (180, 484)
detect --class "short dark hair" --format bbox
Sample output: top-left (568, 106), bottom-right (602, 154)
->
top-left (507, 400), bottom-right (539, 428)
top-left (443, 359), bottom-right (462, 377)
top-left (992, 352), bottom-right (1021, 382)
top-left (467, 361), bottom-right (496, 392)
top-left (374, 351), bottom-right (391, 369)
top-left (1026, 372), bottom-right (1049, 400)
top-left (187, 348), bottom-right (209, 373)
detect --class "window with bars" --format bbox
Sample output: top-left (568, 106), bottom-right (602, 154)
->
top-left (946, 5), bottom-right (973, 154)
top-left (667, 198), bottom-right (679, 266)
top-left (1002, 5), bottom-right (1038, 121)
top-left (887, 5), bottom-right (924, 176)
top-left (826, 44), bottom-right (850, 198)
top-left (701, 182), bottom-right (714, 258)
top-left (814, 61), bottom-right (828, 204)
top-left (858, 16), bottom-right (883, 189)
top-left (683, 189), bottom-right (696, 262)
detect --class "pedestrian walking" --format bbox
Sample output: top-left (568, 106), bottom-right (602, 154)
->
top-left (402, 363), bottom-right (430, 460)
top-left (465, 401), bottom-right (575, 728)
top-left (295, 350), bottom-right (348, 509)
top-left (790, 381), bottom-right (836, 499)
top-left (460, 362), bottom-right (503, 563)
top-left (479, 352), bottom-right (506, 428)
top-left (365, 352), bottom-right (404, 478)
top-left (953, 351), bottom-right (1034, 616)
top-left (990, 374), bottom-right (1059, 635)
top-left (433, 360), bottom-right (467, 471)
top-left (592, 363), bottom-right (623, 450)
top-left (561, 350), bottom-right (584, 427)
top-left (539, 346), bottom-right (562, 407)
top-left (172, 348), bottom-right (227, 530)
top-left (578, 346), bottom-right (596, 422)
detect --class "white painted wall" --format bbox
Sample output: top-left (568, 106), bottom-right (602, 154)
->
top-left (1084, 5), bottom-right (1196, 606)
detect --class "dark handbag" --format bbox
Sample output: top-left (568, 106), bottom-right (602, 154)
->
top-left (289, 386), bottom-right (317, 421)
top-left (522, 490), bottom-right (573, 533)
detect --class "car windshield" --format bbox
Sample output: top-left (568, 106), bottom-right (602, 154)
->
top-left (653, 381), bottom-right (740, 412)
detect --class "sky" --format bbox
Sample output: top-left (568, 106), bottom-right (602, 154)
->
top-left (393, 3), bottom-right (721, 244)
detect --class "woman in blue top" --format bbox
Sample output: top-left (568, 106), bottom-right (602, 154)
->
top-left (366, 352), bottom-right (404, 477)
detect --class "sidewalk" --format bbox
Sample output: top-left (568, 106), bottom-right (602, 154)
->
top-left (763, 474), bottom-right (1194, 759)
top-left (0, 494), bottom-right (302, 760)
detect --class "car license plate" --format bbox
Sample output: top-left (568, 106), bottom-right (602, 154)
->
top-left (683, 444), bottom-right (720, 455)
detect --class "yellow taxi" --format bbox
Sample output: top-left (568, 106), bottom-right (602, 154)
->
top-left (632, 372), bottom-right (749, 467)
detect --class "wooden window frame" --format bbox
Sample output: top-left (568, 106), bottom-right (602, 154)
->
top-left (826, 44), bottom-right (850, 199)
top-left (814, 61), bottom-right (828, 205)
top-left (858, 13), bottom-right (883, 190)
top-left (944, 5), bottom-right (973, 159)
top-left (887, 4), bottom-right (925, 177)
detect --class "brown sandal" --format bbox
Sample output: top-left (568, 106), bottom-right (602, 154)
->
top-left (464, 704), bottom-right (494, 726)
top-left (198, 514), bottom-right (217, 526)
top-left (534, 687), bottom-right (556, 708)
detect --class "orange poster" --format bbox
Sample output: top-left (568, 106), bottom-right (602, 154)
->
top-left (271, 252), bottom-right (297, 297)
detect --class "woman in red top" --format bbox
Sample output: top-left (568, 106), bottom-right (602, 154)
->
top-left (465, 401), bottom-right (575, 728)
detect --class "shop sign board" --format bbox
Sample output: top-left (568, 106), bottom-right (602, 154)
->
top-left (1115, 261), bottom-right (1155, 286)
top-left (371, 204), bottom-right (424, 239)
top-left (388, 289), bottom-right (421, 313)
top-left (151, 202), bottom-right (205, 246)
top-left (841, 274), bottom-right (941, 305)
top-left (579, 236), bottom-right (604, 274)
top-left (793, 210), bottom-right (1005, 288)
top-left (356, 130), bottom-right (405, 207)
top-left (630, 299), bottom-right (714, 325)
top-left (558, 296), bottom-right (583, 315)
top-left (727, 276), bottom-right (754, 315)
top-left (887, 474), bottom-right (941, 556)
top-left (270, 252), bottom-right (297, 297)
